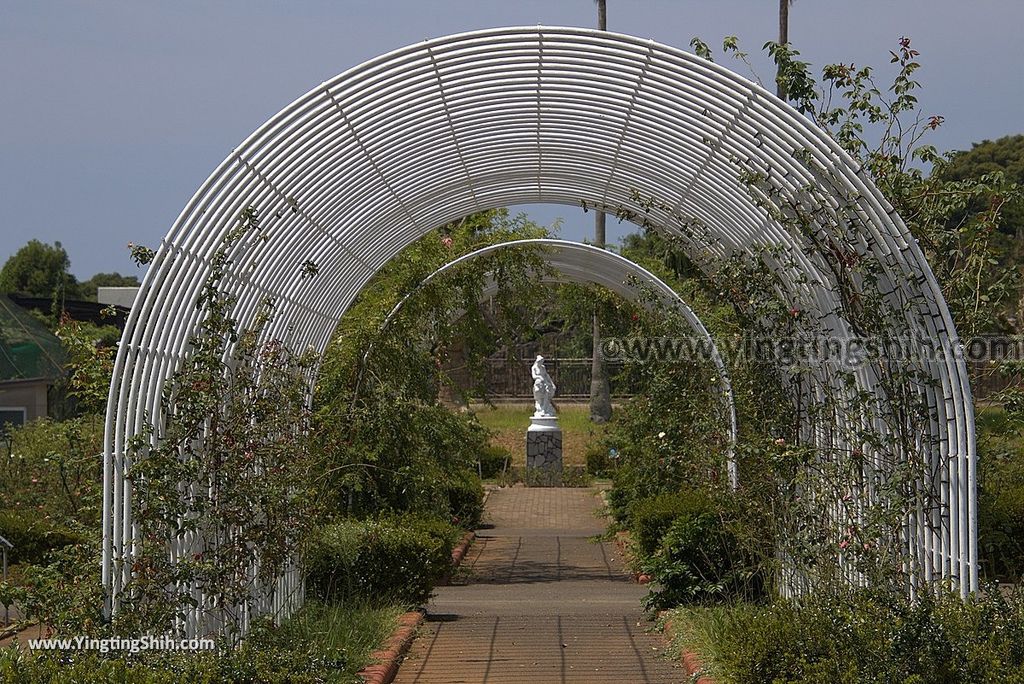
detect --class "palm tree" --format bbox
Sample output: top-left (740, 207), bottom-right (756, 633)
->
top-left (777, 0), bottom-right (792, 99)
top-left (590, 0), bottom-right (612, 423)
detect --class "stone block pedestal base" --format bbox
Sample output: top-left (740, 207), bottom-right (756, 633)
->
top-left (526, 416), bottom-right (562, 485)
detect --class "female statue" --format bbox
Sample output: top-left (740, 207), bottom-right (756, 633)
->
top-left (531, 355), bottom-right (556, 417)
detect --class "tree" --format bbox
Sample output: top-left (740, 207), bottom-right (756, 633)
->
top-left (0, 239), bottom-right (81, 302)
top-left (941, 134), bottom-right (1024, 239)
top-left (590, 0), bottom-right (613, 423)
top-left (777, 0), bottom-right (793, 99)
top-left (78, 272), bottom-right (141, 302)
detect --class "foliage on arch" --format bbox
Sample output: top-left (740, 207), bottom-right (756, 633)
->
top-left (109, 209), bottom-right (565, 636)
top-left (600, 35), bottom-right (1024, 604)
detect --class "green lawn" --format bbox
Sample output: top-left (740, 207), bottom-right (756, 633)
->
top-left (470, 401), bottom-right (608, 466)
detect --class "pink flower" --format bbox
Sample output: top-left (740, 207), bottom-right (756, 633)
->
top-left (839, 540), bottom-right (850, 550)
top-left (774, 438), bottom-right (786, 447)
top-left (441, 236), bottom-right (453, 248)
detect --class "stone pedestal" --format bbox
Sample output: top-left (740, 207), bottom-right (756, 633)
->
top-left (526, 416), bottom-right (562, 484)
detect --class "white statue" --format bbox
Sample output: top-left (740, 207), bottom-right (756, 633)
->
top-left (531, 355), bottom-right (556, 417)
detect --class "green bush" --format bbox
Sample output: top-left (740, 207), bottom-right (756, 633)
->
top-left (3, 542), bottom-right (105, 635)
top-left (584, 444), bottom-right (614, 478)
top-left (606, 449), bottom-right (693, 525)
top-left (319, 393), bottom-right (492, 520)
top-left (979, 478), bottom-right (1024, 581)
top-left (629, 490), bottom-right (713, 559)
top-left (975, 409), bottom-right (1024, 581)
top-left (630, 490), bottom-right (762, 609)
top-left (306, 514), bottom-right (458, 606)
top-left (0, 509), bottom-right (88, 565)
top-left (444, 470), bottom-right (484, 528)
top-left (398, 512), bottom-right (461, 550)
top-left (476, 444), bottom-right (509, 479)
top-left (642, 507), bottom-right (757, 610)
top-left (601, 359), bottom-right (736, 525)
top-left (674, 587), bottom-right (1024, 683)
top-left (0, 600), bottom-right (402, 683)
top-left (0, 416), bottom-right (104, 526)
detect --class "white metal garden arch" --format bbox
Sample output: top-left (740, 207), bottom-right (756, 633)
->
top-left (375, 238), bottom-right (739, 484)
top-left (103, 27), bottom-right (978, 635)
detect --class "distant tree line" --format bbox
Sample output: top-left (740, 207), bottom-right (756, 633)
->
top-left (0, 239), bottom-right (140, 303)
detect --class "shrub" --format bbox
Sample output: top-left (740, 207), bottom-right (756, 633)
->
top-left (629, 490), bottom-right (713, 559)
top-left (305, 514), bottom-right (458, 606)
top-left (979, 477), bottom-right (1024, 581)
top-left (584, 444), bottom-right (614, 478)
top-left (476, 444), bottom-right (509, 479)
top-left (635, 491), bottom-right (763, 609)
top-left (0, 510), bottom-right (88, 565)
top-left (444, 470), bottom-right (484, 528)
top-left (0, 416), bottom-right (104, 526)
top-left (673, 587), bottom-right (1024, 683)
top-left (399, 512), bottom-right (461, 550)
top-left (5, 542), bottom-right (105, 635)
top-left (606, 449), bottom-right (693, 525)
top-left (0, 599), bottom-right (402, 683)
top-left (643, 511), bottom-right (754, 610)
top-left (976, 410), bottom-right (1024, 581)
top-left (320, 393), bottom-right (491, 519)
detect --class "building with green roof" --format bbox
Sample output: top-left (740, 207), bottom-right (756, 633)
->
top-left (0, 296), bottom-right (67, 430)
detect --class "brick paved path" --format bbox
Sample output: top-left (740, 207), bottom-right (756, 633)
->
top-left (393, 487), bottom-right (682, 683)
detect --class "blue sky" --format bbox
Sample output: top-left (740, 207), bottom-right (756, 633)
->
top-left (1, 1), bottom-right (1022, 279)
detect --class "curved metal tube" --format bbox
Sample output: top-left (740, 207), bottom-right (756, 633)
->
top-left (102, 27), bottom-right (978, 634)
top-left (375, 238), bottom-right (739, 486)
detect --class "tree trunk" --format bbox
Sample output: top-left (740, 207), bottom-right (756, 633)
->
top-left (590, 199), bottom-right (612, 423)
top-left (589, 0), bottom-right (612, 424)
top-left (590, 311), bottom-right (612, 423)
top-left (777, 0), bottom-right (790, 100)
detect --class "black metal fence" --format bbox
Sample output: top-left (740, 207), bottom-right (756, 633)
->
top-left (446, 356), bottom-right (1020, 403)
top-left (447, 357), bottom-right (636, 399)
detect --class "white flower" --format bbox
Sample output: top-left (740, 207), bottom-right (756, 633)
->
top-left (658, 431), bottom-right (666, 439)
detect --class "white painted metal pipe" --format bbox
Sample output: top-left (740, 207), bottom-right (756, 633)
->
top-left (102, 26), bottom-right (979, 636)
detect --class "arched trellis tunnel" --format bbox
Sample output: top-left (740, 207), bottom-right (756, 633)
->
top-left (374, 238), bottom-right (739, 484)
top-left (103, 26), bottom-right (977, 635)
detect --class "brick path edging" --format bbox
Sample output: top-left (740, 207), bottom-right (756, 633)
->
top-left (357, 610), bottom-right (425, 684)
top-left (358, 529), bottom-right (476, 683)
top-left (450, 531), bottom-right (475, 568)
top-left (614, 530), bottom-right (651, 583)
top-left (660, 615), bottom-right (716, 684)
top-left (617, 533), bottom-right (714, 682)
top-left (439, 531), bottom-right (476, 586)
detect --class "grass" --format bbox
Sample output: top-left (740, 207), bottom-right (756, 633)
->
top-left (278, 600), bottom-right (404, 675)
top-left (470, 401), bottom-right (608, 467)
top-left (977, 404), bottom-right (1024, 450)
top-left (0, 600), bottom-right (405, 682)
top-left (660, 605), bottom-right (746, 681)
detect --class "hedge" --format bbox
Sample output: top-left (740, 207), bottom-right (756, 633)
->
top-left (305, 514), bottom-right (459, 606)
top-left (0, 510), bottom-right (88, 566)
